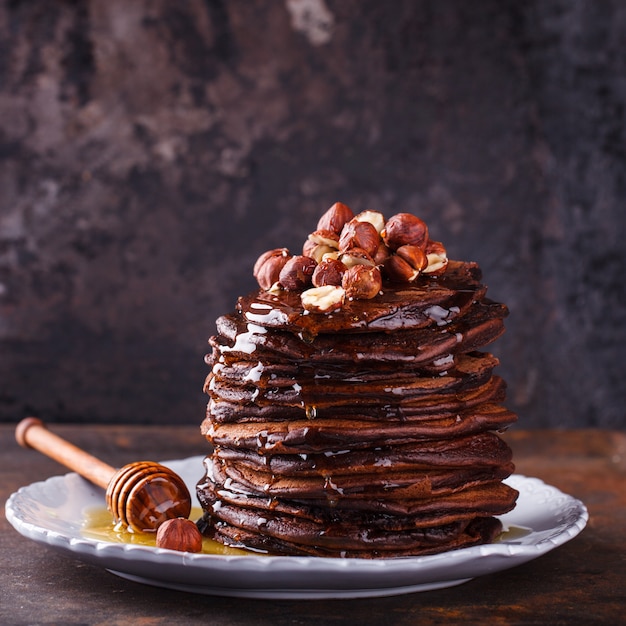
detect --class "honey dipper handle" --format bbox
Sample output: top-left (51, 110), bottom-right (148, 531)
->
top-left (16, 418), bottom-right (116, 489)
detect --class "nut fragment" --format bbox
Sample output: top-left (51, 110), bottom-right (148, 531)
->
top-left (381, 213), bottom-right (429, 251)
top-left (312, 258), bottom-right (347, 287)
top-left (423, 240), bottom-right (448, 275)
top-left (253, 248), bottom-right (292, 290)
top-left (156, 517), bottom-right (203, 553)
top-left (338, 219), bottom-right (380, 257)
top-left (301, 285), bottom-right (346, 313)
top-left (317, 202), bottom-right (355, 234)
top-left (342, 265), bottom-right (382, 300)
top-left (279, 255), bottom-right (317, 291)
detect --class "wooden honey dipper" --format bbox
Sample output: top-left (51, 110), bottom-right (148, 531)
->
top-left (16, 417), bottom-right (192, 533)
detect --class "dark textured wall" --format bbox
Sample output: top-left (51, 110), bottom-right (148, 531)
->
top-left (1, 0), bottom-right (624, 428)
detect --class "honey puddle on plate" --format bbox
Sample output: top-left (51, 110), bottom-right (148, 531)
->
top-left (497, 525), bottom-right (532, 542)
top-left (82, 507), bottom-right (255, 556)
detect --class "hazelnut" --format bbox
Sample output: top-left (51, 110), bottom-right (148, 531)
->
top-left (156, 517), bottom-right (203, 553)
top-left (423, 240), bottom-right (449, 275)
top-left (317, 202), bottom-right (355, 234)
top-left (397, 244), bottom-right (428, 271)
top-left (384, 254), bottom-right (421, 283)
top-left (381, 213), bottom-right (429, 251)
top-left (253, 248), bottom-right (292, 290)
top-left (303, 230), bottom-right (340, 263)
top-left (373, 241), bottom-right (391, 265)
top-left (338, 220), bottom-right (380, 257)
top-left (302, 239), bottom-right (332, 264)
top-left (312, 258), bottom-right (347, 287)
top-left (279, 255), bottom-right (317, 291)
top-left (353, 210), bottom-right (386, 234)
top-left (307, 229), bottom-right (340, 248)
top-left (342, 264), bottom-right (382, 300)
top-left (301, 285), bottom-right (346, 313)
top-left (339, 248), bottom-right (376, 268)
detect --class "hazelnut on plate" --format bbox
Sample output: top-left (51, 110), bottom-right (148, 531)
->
top-left (156, 517), bottom-right (203, 553)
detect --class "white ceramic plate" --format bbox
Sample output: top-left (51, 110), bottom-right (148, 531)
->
top-left (5, 456), bottom-right (588, 599)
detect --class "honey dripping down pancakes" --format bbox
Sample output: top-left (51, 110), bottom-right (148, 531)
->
top-left (197, 203), bottom-right (519, 558)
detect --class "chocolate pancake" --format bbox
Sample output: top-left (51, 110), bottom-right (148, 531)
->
top-left (196, 204), bottom-right (519, 558)
top-left (203, 517), bottom-right (505, 558)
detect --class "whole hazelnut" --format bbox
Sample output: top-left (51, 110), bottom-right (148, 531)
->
top-left (156, 517), bottom-right (203, 553)
top-left (423, 240), bottom-right (449, 275)
top-left (338, 219), bottom-right (380, 257)
top-left (381, 213), bottom-right (429, 251)
top-left (342, 264), bottom-right (382, 300)
top-left (279, 255), bottom-right (317, 291)
top-left (253, 248), bottom-right (292, 290)
top-left (317, 202), bottom-right (355, 234)
top-left (312, 258), bottom-right (347, 287)
top-left (301, 285), bottom-right (346, 313)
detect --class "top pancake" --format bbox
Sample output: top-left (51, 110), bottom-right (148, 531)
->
top-left (236, 260), bottom-right (491, 335)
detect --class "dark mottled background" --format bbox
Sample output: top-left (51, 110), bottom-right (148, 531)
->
top-left (1, 0), bottom-right (624, 428)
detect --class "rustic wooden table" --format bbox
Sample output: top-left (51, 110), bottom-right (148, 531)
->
top-left (2, 425), bottom-right (624, 625)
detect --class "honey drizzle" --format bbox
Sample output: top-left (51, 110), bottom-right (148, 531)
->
top-left (81, 506), bottom-right (255, 556)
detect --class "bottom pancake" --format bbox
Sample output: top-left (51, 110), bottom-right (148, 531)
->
top-left (198, 513), bottom-right (504, 558)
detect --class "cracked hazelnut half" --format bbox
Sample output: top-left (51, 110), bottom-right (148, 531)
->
top-left (384, 245), bottom-right (427, 282)
top-left (301, 285), bottom-right (346, 313)
top-left (423, 240), bottom-right (449, 275)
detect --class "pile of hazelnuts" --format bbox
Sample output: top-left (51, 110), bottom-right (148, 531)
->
top-left (253, 202), bottom-right (448, 313)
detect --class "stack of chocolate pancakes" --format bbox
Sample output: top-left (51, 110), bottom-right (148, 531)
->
top-left (197, 204), bottom-right (518, 558)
